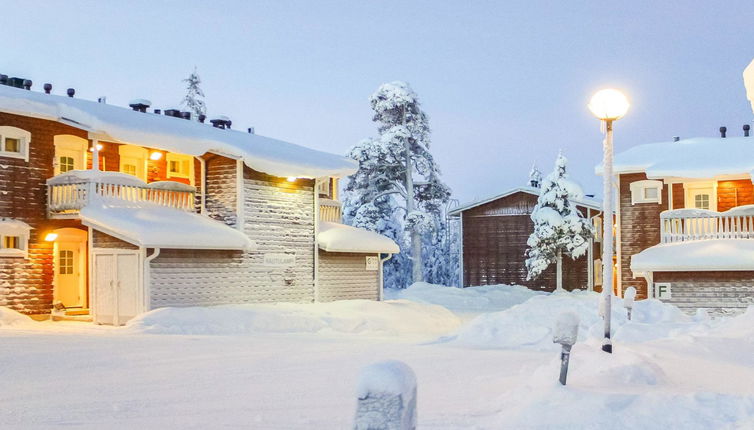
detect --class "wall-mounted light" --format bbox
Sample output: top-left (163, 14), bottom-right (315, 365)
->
top-left (89, 143), bottom-right (103, 152)
top-left (287, 177), bottom-right (297, 182)
top-left (149, 151), bottom-right (163, 161)
top-left (44, 233), bottom-right (58, 242)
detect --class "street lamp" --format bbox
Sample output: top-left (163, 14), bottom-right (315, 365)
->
top-left (588, 88), bottom-right (629, 354)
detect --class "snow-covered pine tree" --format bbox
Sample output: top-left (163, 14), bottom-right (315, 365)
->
top-left (343, 81), bottom-right (452, 288)
top-left (181, 68), bottom-right (206, 118)
top-left (525, 153), bottom-right (594, 291)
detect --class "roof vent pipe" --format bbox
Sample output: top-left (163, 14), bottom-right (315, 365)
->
top-left (22, 79), bottom-right (32, 90)
top-left (43, 83), bottom-right (52, 94)
top-left (67, 88), bottom-right (75, 98)
top-left (164, 109), bottom-right (181, 118)
top-left (210, 116), bottom-right (230, 129)
top-left (98, 97), bottom-right (107, 104)
top-left (720, 126), bottom-right (727, 138)
top-left (744, 124), bottom-right (750, 137)
top-left (248, 127), bottom-right (255, 134)
top-left (198, 114), bottom-right (206, 123)
top-left (673, 136), bottom-right (680, 142)
top-left (180, 112), bottom-right (191, 120)
top-left (154, 109), bottom-right (161, 115)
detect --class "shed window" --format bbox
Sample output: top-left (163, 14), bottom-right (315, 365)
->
top-left (0, 126), bottom-right (31, 161)
top-left (630, 180), bottom-right (663, 205)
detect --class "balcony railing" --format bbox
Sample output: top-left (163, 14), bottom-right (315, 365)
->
top-left (319, 198), bottom-right (342, 223)
top-left (660, 205), bottom-right (754, 243)
top-left (47, 171), bottom-right (196, 218)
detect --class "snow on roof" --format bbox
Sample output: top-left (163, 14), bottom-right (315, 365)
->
top-left (318, 221), bottom-right (400, 254)
top-left (631, 239), bottom-right (754, 274)
top-left (0, 218), bottom-right (32, 233)
top-left (598, 136), bottom-right (754, 179)
top-left (0, 85), bottom-right (357, 179)
top-left (448, 186), bottom-right (602, 216)
top-left (80, 199), bottom-right (255, 250)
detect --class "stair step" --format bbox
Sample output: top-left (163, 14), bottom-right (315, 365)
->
top-left (64, 309), bottom-right (90, 316)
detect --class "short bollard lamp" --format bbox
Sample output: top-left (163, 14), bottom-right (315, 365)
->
top-left (553, 311), bottom-right (580, 386)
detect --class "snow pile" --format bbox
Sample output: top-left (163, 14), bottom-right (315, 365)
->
top-left (127, 299), bottom-right (461, 339)
top-left (447, 290), bottom-right (692, 350)
top-left (384, 282), bottom-right (544, 314)
top-left (0, 306), bottom-right (33, 327)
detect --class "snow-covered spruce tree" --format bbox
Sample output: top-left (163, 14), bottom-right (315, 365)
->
top-left (343, 82), bottom-right (451, 288)
top-left (180, 67), bottom-right (206, 118)
top-left (525, 153), bottom-right (594, 291)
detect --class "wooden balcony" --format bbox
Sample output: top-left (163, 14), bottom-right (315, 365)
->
top-left (319, 198), bottom-right (342, 223)
top-left (660, 205), bottom-right (754, 243)
top-left (47, 171), bottom-right (195, 218)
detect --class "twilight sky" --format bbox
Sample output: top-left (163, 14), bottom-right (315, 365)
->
top-left (3, 1), bottom-right (754, 204)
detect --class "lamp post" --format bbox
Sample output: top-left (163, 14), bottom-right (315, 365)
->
top-left (588, 88), bottom-right (629, 354)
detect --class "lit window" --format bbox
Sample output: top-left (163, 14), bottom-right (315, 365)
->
top-left (630, 180), bottom-right (663, 205)
top-left (119, 145), bottom-right (148, 180)
top-left (0, 126), bottom-right (31, 161)
top-left (59, 250), bottom-right (74, 275)
top-left (0, 219), bottom-right (31, 258)
top-left (3, 236), bottom-right (20, 249)
top-left (166, 153), bottom-right (193, 180)
top-left (59, 156), bottom-right (75, 173)
top-left (122, 163), bottom-right (137, 176)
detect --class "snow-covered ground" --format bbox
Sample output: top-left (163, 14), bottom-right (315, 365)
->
top-left (1, 284), bottom-right (753, 429)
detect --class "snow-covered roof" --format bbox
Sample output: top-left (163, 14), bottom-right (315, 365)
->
top-left (318, 221), bottom-right (400, 254)
top-left (0, 218), bottom-right (32, 233)
top-left (598, 136), bottom-right (754, 179)
top-left (631, 239), bottom-right (754, 274)
top-left (448, 186), bottom-right (602, 216)
top-left (81, 199), bottom-right (255, 250)
top-left (0, 85), bottom-right (357, 179)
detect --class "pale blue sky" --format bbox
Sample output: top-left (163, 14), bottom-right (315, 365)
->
top-left (3, 1), bottom-right (754, 203)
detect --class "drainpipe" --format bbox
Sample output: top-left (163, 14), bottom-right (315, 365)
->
top-left (313, 177), bottom-right (320, 302)
top-left (379, 253), bottom-right (393, 301)
top-left (143, 247), bottom-right (161, 312)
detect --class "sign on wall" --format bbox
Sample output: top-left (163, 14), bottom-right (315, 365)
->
top-left (654, 282), bottom-right (672, 299)
top-left (365, 256), bottom-right (379, 271)
top-left (263, 253), bottom-right (296, 268)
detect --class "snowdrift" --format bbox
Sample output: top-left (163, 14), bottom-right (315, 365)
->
top-left (127, 299), bottom-right (461, 339)
top-left (385, 282), bottom-right (544, 314)
top-left (445, 290), bottom-right (694, 350)
top-left (0, 306), bottom-right (33, 327)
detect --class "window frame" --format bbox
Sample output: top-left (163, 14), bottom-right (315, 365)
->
top-left (629, 180), bottom-right (663, 205)
top-left (0, 219), bottom-right (31, 258)
top-left (0, 126), bottom-right (31, 162)
top-left (683, 181), bottom-right (717, 212)
top-left (118, 145), bottom-right (148, 181)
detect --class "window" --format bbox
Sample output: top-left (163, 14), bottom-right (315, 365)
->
top-left (118, 145), bottom-right (148, 180)
top-left (694, 194), bottom-right (711, 210)
top-left (629, 180), bottom-right (663, 204)
top-left (122, 163), bottom-right (137, 176)
top-left (0, 126), bottom-right (31, 161)
top-left (0, 219), bottom-right (31, 258)
top-left (684, 182), bottom-right (717, 211)
top-left (59, 156), bottom-right (75, 173)
top-left (318, 178), bottom-right (331, 197)
top-left (54, 135), bottom-right (87, 175)
top-left (59, 250), bottom-right (74, 275)
top-left (166, 153), bottom-right (194, 181)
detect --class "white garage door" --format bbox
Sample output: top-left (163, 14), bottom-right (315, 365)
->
top-left (93, 250), bottom-right (142, 325)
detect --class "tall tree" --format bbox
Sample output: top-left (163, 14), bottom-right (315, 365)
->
top-left (181, 67), bottom-right (206, 118)
top-left (343, 81), bottom-right (451, 287)
top-left (525, 153), bottom-right (594, 291)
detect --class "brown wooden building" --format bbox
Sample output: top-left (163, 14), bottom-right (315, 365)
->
top-left (449, 187), bottom-right (602, 292)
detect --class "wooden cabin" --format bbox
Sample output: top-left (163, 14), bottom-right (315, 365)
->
top-left (0, 80), bottom-right (398, 324)
top-left (449, 187), bottom-right (603, 292)
top-left (606, 132), bottom-right (754, 315)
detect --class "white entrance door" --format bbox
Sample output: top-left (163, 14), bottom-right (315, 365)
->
top-left (56, 243), bottom-right (82, 307)
top-left (93, 250), bottom-right (142, 325)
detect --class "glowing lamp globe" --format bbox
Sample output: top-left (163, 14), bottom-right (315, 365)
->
top-left (588, 89), bottom-right (630, 121)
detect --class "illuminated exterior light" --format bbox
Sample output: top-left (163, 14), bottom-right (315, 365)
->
top-left (44, 233), bottom-right (58, 242)
top-left (150, 151), bottom-right (163, 161)
top-left (89, 143), bottom-right (104, 152)
top-left (588, 89), bottom-right (630, 121)
top-left (287, 177), bottom-right (297, 182)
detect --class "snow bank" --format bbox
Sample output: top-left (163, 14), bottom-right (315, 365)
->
top-left (127, 299), bottom-right (461, 339)
top-left (447, 290), bottom-right (692, 350)
top-left (0, 306), bottom-right (34, 327)
top-left (385, 282), bottom-right (544, 314)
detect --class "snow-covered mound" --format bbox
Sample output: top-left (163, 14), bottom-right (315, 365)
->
top-left (0, 306), bottom-right (33, 327)
top-left (385, 282), bottom-right (544, 314)
top-left (127, 299), bottom-right (461, 339)
top-left (446, 290), bottom-right (692, 350)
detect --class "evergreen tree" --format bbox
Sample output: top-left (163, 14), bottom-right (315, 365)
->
top-left (525, 153), bottom-right (594, 291)
top-left (343, 81), bottom-right (452, 288)
top-left (181, 67), bottom-right (206, 118)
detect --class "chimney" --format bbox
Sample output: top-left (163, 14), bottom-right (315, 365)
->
top-left (8, 77), bottom-right (25, 88)
top-left (67, 88), bottom-right (75, 98)
top-left (22, 79), bottom-right (32, 90)
top-left (720, 126), bottom-right (727, 138)
top-left (673, 136), bottom-right (680, 142)
top-left (744, 124), bottom-right (750, 137)
top-left (198, 114), bottom-right (206, 123)
top-left (210, 115), bottom-right (230, 129)
top-left (247, 127), bottom-right (255, 134)
top-left (43, 83), bottom-right (52, 94)
top-left (0, 74), bottom-right (7, 85)
top-left (180, 112), bottom-right (191, 120)
top-left (154, 109), bottom-right (161, 115)
top-left (128, 99), bottom-right (151, 113)
top-left (164, 109), bottom-right (181, 118)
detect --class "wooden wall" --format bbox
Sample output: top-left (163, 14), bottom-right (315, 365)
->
top-left (717, 180), bottom-right (754, 212)
top-left (92, 230), bottom-right (138, 250)
top-left (461, 191), bottom-right (592, 292)
top-left (653, 271), bottom-right (754, 315)
top-left (317, 251), bottom-right (379, 302)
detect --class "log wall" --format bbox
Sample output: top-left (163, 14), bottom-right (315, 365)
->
top-left (318, 251), bottom-right (379, 302)
top-left (653, 271), bottom-right (754, 315)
